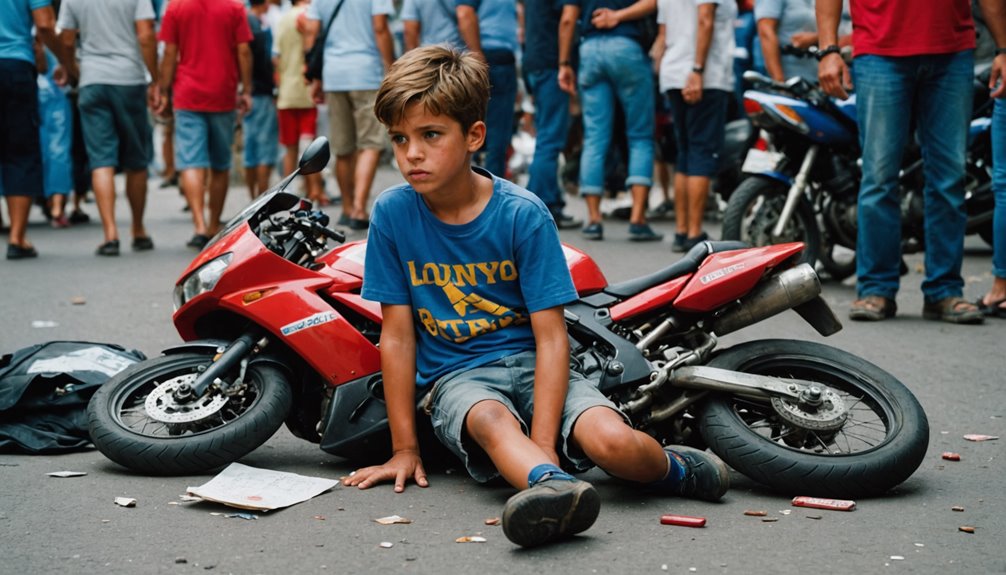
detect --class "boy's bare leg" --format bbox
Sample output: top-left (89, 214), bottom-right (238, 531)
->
top-left (585, 194), bottom-right (602, 225)
top-left (570, 406), bottom-right (667, 483)
top-left (244, 166), bottom-right (257, 199)
top-left (674, 171), bottom-right (688, 235)
top-left (92, 166), bottom-right (119, 243)
top-left (124, 169), bottom-right (149, 240)
top-left (465, 400), bottom-right (553, 489)
top-left (628, 183), bottom-right (651, 226)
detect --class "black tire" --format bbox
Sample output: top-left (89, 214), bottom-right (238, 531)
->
top-left (721, 177), bottom-right (821, 266)
top-left (698, 339), bottom-right (929, 498)
top-left (88, 352), bottom-right (293, 475)
top-left (817, 234), bottom-right (857, 282)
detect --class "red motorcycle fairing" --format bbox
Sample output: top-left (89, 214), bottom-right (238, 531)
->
top-left (609, 276), bottom-right (690, 322)
top-left (673, 243), bottom-right (804, 312)
top-left (562, 244), bottom-right (608, 295)
top-left (173, 224), bottom-right (381, 385)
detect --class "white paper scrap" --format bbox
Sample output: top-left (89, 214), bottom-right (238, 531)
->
top-left (47, 471), bottom-right (87, 478)
top-left (186, 463), bottom-right (339, 511)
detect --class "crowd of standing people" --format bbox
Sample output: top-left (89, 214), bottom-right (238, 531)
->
top-left (0, 0), bottom-right (1004, 324)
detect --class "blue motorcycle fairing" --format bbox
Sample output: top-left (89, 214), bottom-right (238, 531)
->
top-left (745, 91), bottom-right (857, 146)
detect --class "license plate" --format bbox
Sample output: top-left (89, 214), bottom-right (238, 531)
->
top-left (741, 148), bottom-right (782, 174)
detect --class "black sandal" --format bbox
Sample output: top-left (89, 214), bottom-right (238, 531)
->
top-left (975, 297), bottom-right (1006, 319)
top-left (96, 239), bottom-right (120, 257)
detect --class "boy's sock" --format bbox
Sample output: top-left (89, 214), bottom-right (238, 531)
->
top-left (527, 463), bottom-right (575, 487)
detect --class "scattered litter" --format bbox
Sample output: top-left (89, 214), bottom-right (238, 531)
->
top-left (313, 515), bottom-right (326, 521)
top-left (952, 506), bottom-right (965, 512)
top-left (779, 510), bottom-right (792, 515)
top-left (114, 497), bottom-right (137, 508)
top-left (210, 512), bottom-right (223, 516)
top-left (179, 495), bottom-right (203, 502)
top-left (101, 519), bottom-right (110, 523)
top-left (959, 526), bottom-right (975, 534)
top-left (224, 512), bottom-right (258, 520)
top-left (47, 471), bottom-right (87, 478)
top-left (761, 518), bottom-right (779, 523)
top-left (168, 502), bottom-right (180, 506)
top-left (914, 543), bottom-right (924, 548)
top-left (942, 452), bottom-right (961, 461)
top-left (891, 556), bottom-right (905, 561)
top-left (743, 510), bottom-right (767, 517)
top-left (661, 566), bottom-right (668, 571)
top-left (963, 434), bottom-right (999, 442)
top-left (70, 296), bottom-right (86, 305)
top-left (660, 514), bottom-right (706, 527)
top-left (175, 558), bottom-right (187, 564)
top-left (689, 568), bottom-right (697, 573)
top-left (792, 496), bottom-right (855, 511)
top-left (374, 515), bottom-right (412, 525)
top-left (484, 517), bottom-right (501, 526)
top-left (940, 431), bottom-right (949, 435)
top-left (805, 515), bottom-right (822, 520)
top-left (379, 542), bottom-right (394, 549)
top-left (455, 536), bottom-right (487, 543)
top-left (186, 463), bottom-right (339, 511)
top-left (31, 320), bottom-right (58, 328)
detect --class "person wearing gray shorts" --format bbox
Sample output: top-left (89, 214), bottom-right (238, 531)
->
top-left (57, 0), bottom-right (160, 256)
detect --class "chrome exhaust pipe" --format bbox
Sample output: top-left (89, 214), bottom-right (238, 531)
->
top-left (709, 263), bottom-right (823, 336)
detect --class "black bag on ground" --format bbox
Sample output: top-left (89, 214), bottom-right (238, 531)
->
top-left (304, 0), bottom-right (347, 82)
top-left (0, 341), bottom-right (146, 454)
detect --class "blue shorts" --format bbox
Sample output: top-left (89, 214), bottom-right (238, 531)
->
top-left (0, 59), bottom-right (42, 197)
top-left (427, 350), bottom-right (624, 483)
top-left (667, 89), bottom-right (729, 177)
top-left (243, 95), bottom-right (278, 168)
top-left (78, 84), bottom-right (152, 171)
top-left (174, 109), bottom-right (237, 171)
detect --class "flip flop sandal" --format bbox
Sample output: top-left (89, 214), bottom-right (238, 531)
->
top-left (922, 297), bottom-right (983, 324)
top-left (975, 297), bottom-right (1006, 319)
top-left (849, 295), bottom-right (897, 321)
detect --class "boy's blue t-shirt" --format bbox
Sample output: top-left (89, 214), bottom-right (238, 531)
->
top-left (362, 170), bottom-right (578, 387)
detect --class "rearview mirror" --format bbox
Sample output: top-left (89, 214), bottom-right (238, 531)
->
top-left (299, 137), bottom-right (331, 175)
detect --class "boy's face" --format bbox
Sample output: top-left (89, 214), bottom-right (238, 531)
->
top-left (387, 102), bottom-right (486, 195)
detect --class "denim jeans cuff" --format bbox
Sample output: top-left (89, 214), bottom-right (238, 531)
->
top-left (993, 268), bottom-right (1006, 280)
top-left (625, 176), bottom-right (653, 188)
top-left (579, 185), bottom-right (604, 197)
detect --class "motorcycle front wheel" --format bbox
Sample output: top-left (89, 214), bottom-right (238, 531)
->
top-left (721, 176), bottom-right (820, 267)
top-left (88, 352), bottom-right (293, 475)
top-left (698, 339), bottom-right (928, 498)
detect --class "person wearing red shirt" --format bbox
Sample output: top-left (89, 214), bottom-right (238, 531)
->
top-left (156, 0), bottom-right (253, 250)
top-left (817, 0), bottom-right (990, 325)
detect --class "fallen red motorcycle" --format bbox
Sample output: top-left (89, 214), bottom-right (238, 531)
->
top-left (88, 138), bottom-right (928, 498)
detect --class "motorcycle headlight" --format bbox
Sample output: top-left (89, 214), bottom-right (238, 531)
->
top-left (173, 254), bottom-right (233, 310)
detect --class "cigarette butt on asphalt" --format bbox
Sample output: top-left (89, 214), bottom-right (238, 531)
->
top-left (660, 514), bottom-right (706, 527)
top-left (791, 496), bottom-right (856, 511)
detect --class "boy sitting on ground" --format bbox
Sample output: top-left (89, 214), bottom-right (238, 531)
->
top-left (347, 45), bottom-right (729, 547)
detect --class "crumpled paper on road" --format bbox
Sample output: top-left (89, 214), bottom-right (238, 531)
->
top-left (187, 463), bottom-right (339, 511)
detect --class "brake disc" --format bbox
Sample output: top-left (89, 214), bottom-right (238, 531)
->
top-left (144, 374), bottom-right (229, 424)
top-left (770, 388), bottom-right (848, 432)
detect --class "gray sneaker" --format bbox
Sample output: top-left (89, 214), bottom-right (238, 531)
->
top-left (501, 478), bottom-right (601, 547)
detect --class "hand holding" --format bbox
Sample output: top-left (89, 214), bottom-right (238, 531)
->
top-left (817, 53), bottom-right (851, 99)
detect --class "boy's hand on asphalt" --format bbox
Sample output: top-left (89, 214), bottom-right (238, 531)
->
top-left (343, 450), bottom-right (429, 493)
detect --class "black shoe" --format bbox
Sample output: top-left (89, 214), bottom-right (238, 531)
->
top-left (68, 210), bottom-right (90, 224)
top-left (581, 222), bottom-right (604, 240)
top-left (628, 223), bottom-right (663, 242)
top-left (132, 236), bottom-right (155, 251)
top-left (664, 446), bottom-right (730, 502)
top-left (95, 239), bottom-right (120, 256)
top-left (336, 213), bottom-right (352, 227)
top-left (670, 233), bottom-right (688, 253)
top-left (186, 234), bottom-right (210, 250)
top-left (6, 244), bottom-right (38, 260)
top-left (552, 212), bottom-right (583, 230)
top-left (681, 232), bottom-right (709, 252)
top-left (348, 217), bottom-right (370, 230)
top-left (501, 478), bottom-right (600, 547)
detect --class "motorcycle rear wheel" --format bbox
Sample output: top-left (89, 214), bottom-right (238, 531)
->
top-left (88, 352), bottom-right (293, 475)
top-left (720, 177), bottom-right (821, 267)
top-left (698, 339), bottom-right (928, 498)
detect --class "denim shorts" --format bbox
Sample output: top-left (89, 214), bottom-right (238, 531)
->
top-left (78, 84), bottom-right (152, 170)
top-left (427, 350), bottom-right (624, 483)
top-left (174, 109), bottom-right (237, 171)
top-left (243, 95), bottom-right (279, 167)
top-left (0, 58), bottom-right (42, 197)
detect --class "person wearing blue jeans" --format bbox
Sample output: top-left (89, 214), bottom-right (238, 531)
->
top-left (523, 0), bottom-right (581, 229)
top-left (457, 0), bottom-right (517, 179)
top-left (559, 0), bottom-right (661, 242)
top-left (817, 0), bottom-right (985, 324)
top-left (976, 3), bottom-right (1006, 318)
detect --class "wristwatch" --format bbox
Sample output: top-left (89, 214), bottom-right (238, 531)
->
top-left (996, 47), bottom-right (1006, 56)
top-left (691, 64), bottom-right (705, 74)
top-left (815, 45), bottom-right (841, 61)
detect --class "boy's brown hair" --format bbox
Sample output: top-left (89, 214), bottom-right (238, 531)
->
top-left (374, 45), bottom-right (489, 132)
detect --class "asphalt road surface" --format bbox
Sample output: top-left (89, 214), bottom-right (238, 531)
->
top-left (1, 165), bottom-right (1002, 574)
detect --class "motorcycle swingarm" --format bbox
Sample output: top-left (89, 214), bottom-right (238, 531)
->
top-left (670, 365), bottom-right (824, 401)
